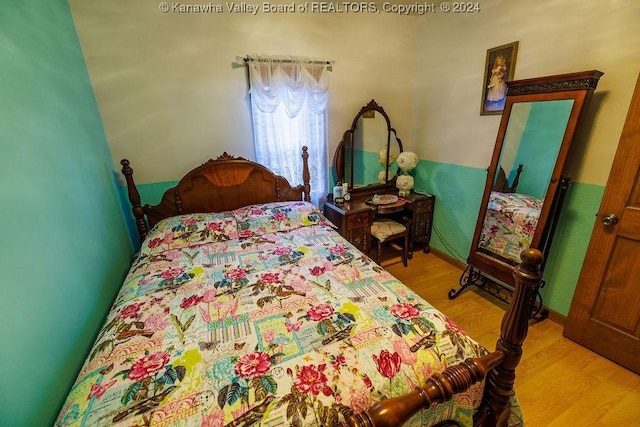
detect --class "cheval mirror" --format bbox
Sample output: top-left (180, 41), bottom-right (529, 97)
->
top-left (333, 99), bottom-right (403, 195)
top-left (449, 70), bottom-right (604, 319)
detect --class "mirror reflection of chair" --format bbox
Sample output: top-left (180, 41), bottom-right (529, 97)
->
top-left (370, 217), bottom-right (412, 267)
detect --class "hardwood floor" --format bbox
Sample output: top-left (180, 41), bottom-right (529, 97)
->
top-left (383, 251), bottom-right (640, 427)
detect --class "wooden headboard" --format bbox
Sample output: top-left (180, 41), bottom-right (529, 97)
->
top-left (492, 163), bottom-right (523, 193)
top-left (121, 146), bottom-right (311, 242)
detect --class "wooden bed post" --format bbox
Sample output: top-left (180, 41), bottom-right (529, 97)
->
top-left (120, 159), bottom-right (149, 241)
top-left (347, 352), bottom-right (506, 427)
top-left (347, 249), bottom-right (543, 427)
top-left (510, 164), bottom-right (524, 193)
top-left (301, 146), bottom-right (311, 202)
top-left (474, 248), bottom-right (543, 426)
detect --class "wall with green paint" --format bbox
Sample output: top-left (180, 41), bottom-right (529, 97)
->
top-left (413, 161), bottom-right (486, 262)
top-left (538, 183), bottom-right (604, 314)
top-left (0, 1), bottom-right (132, 425)
top-left (352, 149), bottom-right (388, 187)
top-left (511, 100), bottom-right (574, 199)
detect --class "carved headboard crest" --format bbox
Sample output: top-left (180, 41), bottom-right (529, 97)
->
top-left (215, 152), bottom-right (248, 162)
top-left (199, 152), bottom-right (249, 166)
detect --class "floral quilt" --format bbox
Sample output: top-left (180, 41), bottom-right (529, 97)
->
top-left (479, 192), bottom-right (542, 264)
top-left (57, 201), bottom-right (492, 427)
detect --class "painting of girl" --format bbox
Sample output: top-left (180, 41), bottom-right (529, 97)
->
top-left (481, 42), bottom-right (518, 115)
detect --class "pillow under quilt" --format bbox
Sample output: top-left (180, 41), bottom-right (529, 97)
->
top-left (140, 212), bottom-right (239, 256)
top-left (232, 201), bottom-right (332, 238)
top-left (139, 201), bottom-right (331, 254)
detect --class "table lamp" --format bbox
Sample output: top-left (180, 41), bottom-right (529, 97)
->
top-left (377, 148), bottom-right (398, 183)
top-left (396, 151), bottom-right (418, 197)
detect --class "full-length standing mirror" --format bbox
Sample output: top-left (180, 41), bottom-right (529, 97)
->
top-left (450, 70), bottom-right (603, 317)
top-left (333, 99), bottom-right (403, 194)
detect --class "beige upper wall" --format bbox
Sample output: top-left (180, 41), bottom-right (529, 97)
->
top-left (70, 0), bottom-right (640, 186)
top-left (413, 0), bottom-right (640, 185)
top-left (69, 1), bottom-right (418, 184)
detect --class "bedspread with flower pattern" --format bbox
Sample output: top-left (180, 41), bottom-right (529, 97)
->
top-left (57, 201), bottom-right (492, 427)
top-left (479, 192), bottom-right (542, 264)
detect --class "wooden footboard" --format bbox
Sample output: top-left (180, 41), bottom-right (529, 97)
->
top-left (348, 249), bottom-right (543, 427)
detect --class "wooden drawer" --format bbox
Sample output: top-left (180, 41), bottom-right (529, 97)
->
top-left (413, 199), bottom-right (432, 213)
top-left (323, 201), bottom-right (372, 254)
top-left (408, 194), bottom-right (435, 253)
top-left (346, 212), bottom-right (371, 253)
top-left (413, 211), bottom-right (430, 242)
top-left (347, 212), bottom-right (370, 228)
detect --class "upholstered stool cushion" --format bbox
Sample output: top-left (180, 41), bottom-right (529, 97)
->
top-left (371, 218), bottom-right (406, 241)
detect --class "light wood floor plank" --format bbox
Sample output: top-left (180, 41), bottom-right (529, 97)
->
top-left (384, 252), bottom-right (640, 427)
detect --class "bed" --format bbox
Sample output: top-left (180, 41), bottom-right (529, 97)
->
top-left (478, 191), bottom-right (542, 265)
top-left (56, 147), bottom-right (543, 427)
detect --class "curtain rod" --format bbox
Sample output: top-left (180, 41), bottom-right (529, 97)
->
top-left (241, 56), bottom-right (334, 66)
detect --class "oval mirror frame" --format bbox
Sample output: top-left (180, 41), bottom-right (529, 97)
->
top-left (333, 99), bottom-right (404, 195)
top-left (467, 70), bottom-right (603, 286)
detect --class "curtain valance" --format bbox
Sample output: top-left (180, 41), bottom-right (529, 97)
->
top-left (247, 54), bottom-right (331, 116)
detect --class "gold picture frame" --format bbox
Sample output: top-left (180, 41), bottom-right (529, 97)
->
top-left (480, 41), bottom-right (519, 115)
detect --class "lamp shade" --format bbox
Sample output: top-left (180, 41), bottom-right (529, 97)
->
top-left (378, 170), bottom-right (396, 183)
top-left (397, 151), bottom-right (418, 173)
top-left (378, 148), bottom-right (398, 167)
top-left (396, 175), bottom-right (414, 193)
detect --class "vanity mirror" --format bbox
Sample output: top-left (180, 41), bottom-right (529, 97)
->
top-left (449, 70), bottom-right (603, 318)
top-left (333, 99), bottom-right (403, 194)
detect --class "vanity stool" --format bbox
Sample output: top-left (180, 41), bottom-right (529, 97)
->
top-left (371, 218), bottom-right (412, 267)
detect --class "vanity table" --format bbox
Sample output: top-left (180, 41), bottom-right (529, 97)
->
top-left (327, 99), bottom-right (435, 259)
top-left (323, 191), bottom-right (434, 256)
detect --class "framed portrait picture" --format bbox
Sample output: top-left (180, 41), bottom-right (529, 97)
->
top-left (480, 41), bottom-right (519, 115)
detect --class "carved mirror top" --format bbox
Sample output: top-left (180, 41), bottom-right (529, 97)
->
top-left (333, 99), bottom-right (404, 194)
top-left (506, 70), bottom-right (603, 95)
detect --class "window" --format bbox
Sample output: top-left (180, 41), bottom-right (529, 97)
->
top-left (247, 56), bottom-right (330, 205)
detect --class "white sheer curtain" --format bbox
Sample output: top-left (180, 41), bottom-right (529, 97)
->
top-left (247, 55), bottom-right (330, 205)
